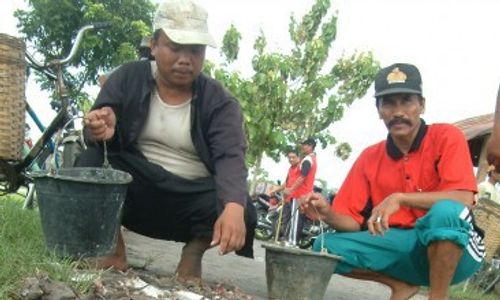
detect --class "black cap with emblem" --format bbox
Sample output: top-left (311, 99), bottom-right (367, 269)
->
top-left (374, 63), bottom-right (423, 97)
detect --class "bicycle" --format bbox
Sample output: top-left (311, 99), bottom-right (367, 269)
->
top-left (463, 257), bottom-right (500, 295)
top-left (0, 22), bottom-right (110, 207)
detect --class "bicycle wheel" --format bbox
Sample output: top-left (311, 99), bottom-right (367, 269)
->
top-left (0, 159), bottom-right (20, 194)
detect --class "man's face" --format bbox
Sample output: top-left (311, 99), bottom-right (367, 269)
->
top-left (378, 93), bottom-right (425, 139)
top-left (287, 152), bottom-right (300, 166)
top-left (151, 31), bottom-right (206, 89)
top-left (300, 143), bottom-right (312, 154)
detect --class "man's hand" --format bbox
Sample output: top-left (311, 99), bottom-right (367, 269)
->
top-left (269, 186), bottom-right (281, 196)
top-left (283, 187), bottom-right (292, 197)
top-left (487, 135), bottom-right (500, 171)
top-left (299, 192), bottom-right (331, 221)
top-left (211, 202), bottom-right (246, 255)
top-left (84, 106), bottom-right (116, 141)
top-left (367, 192), bottom-right (402, 236)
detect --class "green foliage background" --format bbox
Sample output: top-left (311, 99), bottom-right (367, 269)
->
top-left (204, 0), bottom-right (379, 183)
top-left (16, 0), bottom-right (379, 187)
top-left (15, 0), bottom-right (156, 109)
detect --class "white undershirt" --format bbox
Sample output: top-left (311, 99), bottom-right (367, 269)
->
top-left (137, 62), bottom-right (210, 179)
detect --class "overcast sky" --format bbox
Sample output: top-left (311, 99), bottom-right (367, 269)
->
top-left (2, 0), bottom-right (500, 190)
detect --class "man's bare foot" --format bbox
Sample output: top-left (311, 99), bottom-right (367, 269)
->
top-left (175, 237), bottom-right (211, 282)
top-left (390, 281), bottom-right (420, 300)
top-left (83, 231), bottom-right (128, 271)
top-left (175, 275), bottom-right (203, 286)
top-left (84, 255), bottom-right (128, 272)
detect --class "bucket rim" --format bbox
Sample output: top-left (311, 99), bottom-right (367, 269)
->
top-left (262, 242), bottom-right (342, 260)
top-left (30, 167), bottom-right (133, 185)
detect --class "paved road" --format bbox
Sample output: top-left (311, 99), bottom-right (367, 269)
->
top-left (125, 231), bottom-right (426, 300)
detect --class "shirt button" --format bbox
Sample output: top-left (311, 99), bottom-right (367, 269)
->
top-left (406, 175), bottom-right (411, 180)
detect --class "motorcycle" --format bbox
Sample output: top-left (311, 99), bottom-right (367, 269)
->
top-left (297, 216), bottom-right (334, 249)
top-left (253, 192), bottom-right (335, 248)
top-left (253, 193), bottom-right (282, 241)
top-left (297, 189), bottom-right (336, 248)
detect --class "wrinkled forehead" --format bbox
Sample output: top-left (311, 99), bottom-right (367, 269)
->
top-left (376, 93), bottom-right (423, 105)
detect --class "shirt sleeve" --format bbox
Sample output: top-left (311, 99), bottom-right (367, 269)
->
top-left (83, 65), bottom-right (126, 151)
top-left (208, 98), bottom-right (248, 207)
top-left (331, 151), bottom-right (372, 225)
top-left (300, 159), bottom-right (312, 176)
top-left (435, 125), bottom-right (478, 193)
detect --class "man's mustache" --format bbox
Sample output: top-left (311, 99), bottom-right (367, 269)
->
top-left (387, 117), bottom-right (412, 128)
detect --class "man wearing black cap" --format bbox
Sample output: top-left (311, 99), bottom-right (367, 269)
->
top-left (301, 63), bottom-right (484, 299)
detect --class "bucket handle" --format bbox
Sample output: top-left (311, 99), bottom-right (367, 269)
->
top-left (102, 140), bottom-right (110, 168)
top-left (274, 195), bottom-right (328, 253)
top-left (52, 116), bottom-right (110, 170)
top-left (310, 204), bottom-right (328, 253)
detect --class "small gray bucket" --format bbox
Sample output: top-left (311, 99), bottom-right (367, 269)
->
top-left (262, 243), bottom-right (341, 300)
top-left (32, 167), bottom-right (132, 258)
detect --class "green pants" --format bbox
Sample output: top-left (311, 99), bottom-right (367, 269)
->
top-left (313, 200), bottom-right (484, 286)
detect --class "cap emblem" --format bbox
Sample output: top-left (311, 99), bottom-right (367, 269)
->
top-left (386, 67), bottom-right (407, 84)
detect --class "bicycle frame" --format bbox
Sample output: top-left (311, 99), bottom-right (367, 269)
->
top-left (0, 22), bottom-right (110, 194)
top-left (17, 97), bottom-right (68, 172)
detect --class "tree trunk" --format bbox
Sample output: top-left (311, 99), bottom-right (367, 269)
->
top-left (248, 154), bottom-right (263, 196)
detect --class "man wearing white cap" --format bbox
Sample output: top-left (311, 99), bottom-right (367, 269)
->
top-left (81, 0), bottom-right (255, 281)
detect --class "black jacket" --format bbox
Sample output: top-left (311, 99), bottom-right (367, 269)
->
top-left (92, 60), bottom-right (248, 207)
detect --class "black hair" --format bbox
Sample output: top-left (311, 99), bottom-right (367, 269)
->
top-left (138, 46), bottom-right (155, 60)
top-left (153, 29), bottom-right (162, 41)
top-left (301, 138), bottom-right (316, 150)
top-left (286, 149), bottom-right (299, 156)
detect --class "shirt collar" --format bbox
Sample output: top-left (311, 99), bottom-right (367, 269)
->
top-left (386, 119), bottom-right (428, 160)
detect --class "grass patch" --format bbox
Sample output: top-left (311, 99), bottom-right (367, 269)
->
top-left (0, 195), bottom-right (94, 298)
top-left (1, 195), bottom-right (498, 299)
top-left (449, 283), bottom-right (499, 300)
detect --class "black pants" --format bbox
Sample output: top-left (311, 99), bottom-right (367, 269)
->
top-left (76, 146), bottom-right (256, 258)
top-left (282, 199), bottom-right (306, 242)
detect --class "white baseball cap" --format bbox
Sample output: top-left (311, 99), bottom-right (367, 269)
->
top-left (154, 0), bottom-right (216, 47)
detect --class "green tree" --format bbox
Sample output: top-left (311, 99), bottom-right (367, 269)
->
top-left (204, 0), bottom-right (380, 184)
top-left (15, 0), bottom-right (156, 108)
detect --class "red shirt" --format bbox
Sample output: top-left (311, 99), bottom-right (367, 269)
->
top-left (294, 153), bottom-right (317, 198)
top-left (332, 122), bottom-right (477, 228)
top-left (285, 164), bottom-right (301, 202)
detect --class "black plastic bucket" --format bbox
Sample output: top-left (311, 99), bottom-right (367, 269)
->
top-left (32, 167), bottom-right (132, 258)
top-left (262, 243), bottom-right (342, 300)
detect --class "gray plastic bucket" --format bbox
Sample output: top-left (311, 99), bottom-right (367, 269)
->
top-left (262, 243), bottom-right (341, 300)
top-left (32, 167), bottom-right (132, 258)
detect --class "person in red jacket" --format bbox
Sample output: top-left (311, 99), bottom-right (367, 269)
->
top-left (275, 139), bottom-right (317, 245)
top-left (301, 63), bottom-right (484, 299)
top-left (271, 150), bottom-right (301, 239)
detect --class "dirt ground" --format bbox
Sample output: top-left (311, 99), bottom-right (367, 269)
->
top-left (20, 230), bottom-right (428, 299)
top-left (123, 231), bottom-right (427, 300)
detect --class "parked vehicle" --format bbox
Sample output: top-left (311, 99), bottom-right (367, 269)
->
top-left (253, 191), bottom-right (335, 249)
top-left (254, 193), bottom-right (282, 241)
